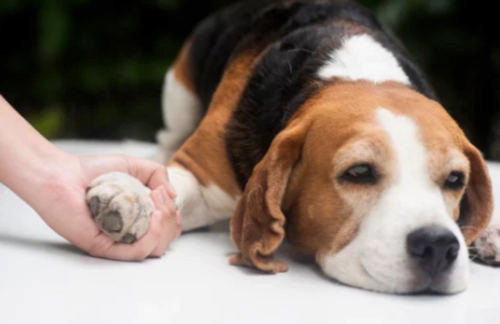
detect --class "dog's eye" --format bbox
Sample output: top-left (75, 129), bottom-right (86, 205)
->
top-left (340, 164), bottom-right (378, 184)
top-left (444, 171), bottom-right (465, 190)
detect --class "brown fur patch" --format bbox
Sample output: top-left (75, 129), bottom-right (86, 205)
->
top-left (169, 50), bottom-right (262, 197)
top-left (123, 195), bottom-right (138, 204)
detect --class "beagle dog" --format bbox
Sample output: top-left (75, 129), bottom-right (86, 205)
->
top-left (86, 0), bottom-right (500, 294)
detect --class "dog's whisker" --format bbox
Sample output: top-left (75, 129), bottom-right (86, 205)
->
top-left (286, 48), bottom-right (315, 54)
top-left (460, 225), bottom-right (481, 231)
top-left (470, 254), bottom-right (480, 262)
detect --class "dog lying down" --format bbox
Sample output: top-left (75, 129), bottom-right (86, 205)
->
top-left (85, 0), bottom-right (500, 294)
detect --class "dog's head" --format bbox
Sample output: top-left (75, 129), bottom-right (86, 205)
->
top-left (230, 81), bottom-right (493, 294)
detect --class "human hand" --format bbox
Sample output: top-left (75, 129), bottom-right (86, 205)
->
top-left (0, 96), bottom-right (181, 260)
top-left (34, 153), bottom-right (182, 261)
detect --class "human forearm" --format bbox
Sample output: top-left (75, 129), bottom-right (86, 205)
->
top-left (0, 96), bottom-right (73, 208)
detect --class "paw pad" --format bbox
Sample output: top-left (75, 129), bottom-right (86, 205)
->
top-left (102, 211), bottom-right (123, 233)
top-left (86, 172), bottom-right (154, 243)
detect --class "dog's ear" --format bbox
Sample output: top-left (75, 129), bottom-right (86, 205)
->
top-left (459, 143), bottom-right (494, 245)
top-left (229, 122), bottom-right (308, 273)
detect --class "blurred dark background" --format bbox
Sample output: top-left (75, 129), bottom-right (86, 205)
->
top-left (1, 0), bottom-right (499, 158)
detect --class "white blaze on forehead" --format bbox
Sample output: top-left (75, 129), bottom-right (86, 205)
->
top-left (375, 108), bottom-right (431, 188)
top-left (317, 34), bottom-right (410, 85)
top-left (374, 108), bottom-right (462, 230)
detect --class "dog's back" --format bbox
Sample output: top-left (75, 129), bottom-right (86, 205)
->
top-left (190, 0), bottom-right (435, 109)
top-left (176, 0), bottom-right (435, 187)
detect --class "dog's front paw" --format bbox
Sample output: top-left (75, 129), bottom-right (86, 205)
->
top-left (86, 172), bottom-right (153, 243)
top-left (472, 223), bottom-right (500, 266)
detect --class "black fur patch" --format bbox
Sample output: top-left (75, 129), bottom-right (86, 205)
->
top-left (189, 0), bottom-right (305, 108)
top-left (187, 0), bottom-right (437, 188)
top-left (226, 26), bottom-right (336, 188)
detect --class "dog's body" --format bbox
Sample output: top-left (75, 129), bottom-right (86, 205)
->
top-left (87, 0), bottom-right (500, 294)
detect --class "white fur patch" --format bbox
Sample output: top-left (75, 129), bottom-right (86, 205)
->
top-left (167, 167), bottom-right (239, 231)
top-left (317, 34), bottom-right (410, 85)
top-left (321, 109), bottom-right (469, 294)
top-left (155, 69), bottom-right (203, 163)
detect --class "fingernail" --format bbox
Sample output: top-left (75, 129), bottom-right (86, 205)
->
top-left (156, 190), bottom-right (165, 205)
top-left (151, 191), bottom-right (158, 206)
top-left (168, 183), bottom-right (177, 199)
top-left (160, 187), bottom-right (169, 205)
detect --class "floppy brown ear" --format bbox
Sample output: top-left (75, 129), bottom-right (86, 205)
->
top-left (229, 123), bottom-right (308, 274)
top-left (460, 143), bottom-right (494, 245)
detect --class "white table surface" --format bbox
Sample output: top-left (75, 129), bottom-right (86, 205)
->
top-left (1, 140), bottom-right (500, 324)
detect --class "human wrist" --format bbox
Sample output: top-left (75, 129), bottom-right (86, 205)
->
top-left (0, 96), bottom-right (79, 211)
top-left (1, 142), bottom-right (76, 209)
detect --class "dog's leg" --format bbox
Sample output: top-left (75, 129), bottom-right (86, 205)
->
top-left (155, 44), bottom-right (203, 164)
top-left (162, 49), bottom-right (257, 231)
top-left (167, 165), bottom-right (239, 231)
top-left (472, 209), bottom-right (500, 265)
top-left (85, 166), bottom-right (238, 242)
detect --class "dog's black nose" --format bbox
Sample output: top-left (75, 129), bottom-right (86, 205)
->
top-left (407, 227), bottom-right (460, 277)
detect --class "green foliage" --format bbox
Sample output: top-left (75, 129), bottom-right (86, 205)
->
top-left (374, 0), bottom-right (455, 28)
top-left (39, 0), bottom-right (69, 61)
top-left (155, 0), bottom-right (182, 9)
top-left (29, 105), bottom-right (65, 138)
